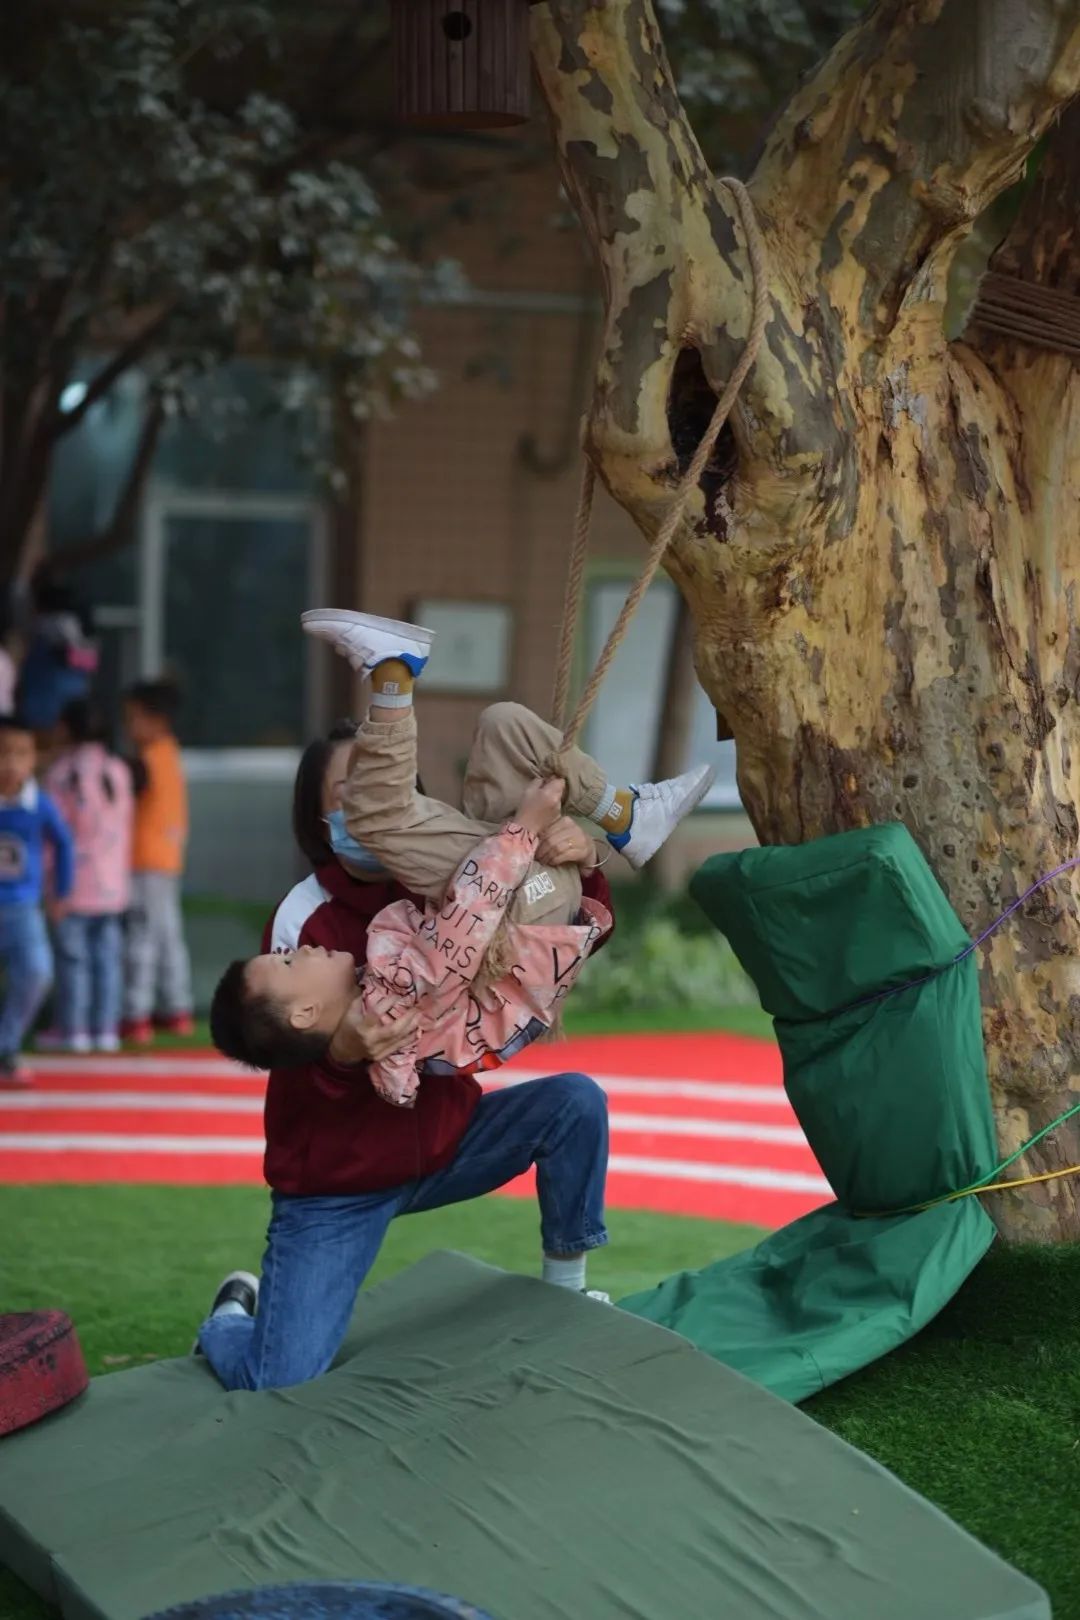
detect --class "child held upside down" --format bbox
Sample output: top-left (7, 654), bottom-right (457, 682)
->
top-left (211, 610), bottom-right (714, 1097)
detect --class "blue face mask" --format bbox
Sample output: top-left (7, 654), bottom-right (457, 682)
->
top-left (323, 810), bottom-right (387, 876)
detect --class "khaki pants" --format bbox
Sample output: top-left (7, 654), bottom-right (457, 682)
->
top-left (341, 702), bottom-right (609, 926)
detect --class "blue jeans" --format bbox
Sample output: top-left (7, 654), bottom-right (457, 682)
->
top-left (0, 903), bottom-right (53, 1056)
top-left (55, 913), bottom-right (124, 1039)
top-left (199, 1073), bottom-right (609, 1391)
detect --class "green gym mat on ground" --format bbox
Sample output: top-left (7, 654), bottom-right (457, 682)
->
top-left (623, 824), bottom-right (999, 1396)
top-left (0, 1253), bottom-right (1047, 1620)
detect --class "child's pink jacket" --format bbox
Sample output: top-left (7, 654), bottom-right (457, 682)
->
top-left (44, 744), bottom-right (133, 915)
top-left (361, 821), bottom-right (611, 1105)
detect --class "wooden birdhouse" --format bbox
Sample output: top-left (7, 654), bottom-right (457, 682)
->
top-left (392, 0), bottom-right (535, 130)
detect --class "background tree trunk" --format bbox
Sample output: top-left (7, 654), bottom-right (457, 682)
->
top-left (531, 0), bottom-right (1080, 1241)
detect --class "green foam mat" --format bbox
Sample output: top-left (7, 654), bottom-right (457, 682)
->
top-left (0, 1253), bottom-right (1048, 1620)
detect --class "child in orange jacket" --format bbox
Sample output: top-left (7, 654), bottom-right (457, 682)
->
top-left (122, 679), bottom-right (193, 1041)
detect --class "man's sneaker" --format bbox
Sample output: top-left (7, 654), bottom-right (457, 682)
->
top-left (0, 1053), bottom-right (31, 1089)
top-left (301, 609), bottom-right (434, 678)
top-left (584, 1289), bottom-right (613, 1305)
top-left (95, 1033), bottom-right (122, 1054)
top-left (121, 1018), bottom-right (154, 1046)
top-left (608, 763), bottom-right (716, 870)
top-left (192, 1270), bottom-right (259, 1354)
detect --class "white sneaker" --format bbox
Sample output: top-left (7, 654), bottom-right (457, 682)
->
top-left (584, 1289), bottom-right (613, 1305)
top-left (95, 1034), bottom-right (121, 1054)
top-left (610, 763), bottom-right (716, 870)
top-left (35, 1031), bottom-right (92, 1054)
top-left (301, 609), bottom-right (434, 677)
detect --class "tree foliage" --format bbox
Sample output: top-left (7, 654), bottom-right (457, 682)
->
top-left (659, 0), bottom-right (865, 169)
top-left (0, 0), bottom-right (871, 584)
top-left (0, 0), bottom-right (457, 581)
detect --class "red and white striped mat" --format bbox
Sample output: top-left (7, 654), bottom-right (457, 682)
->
top-left (0, 1032), bottom-right (830, 1229)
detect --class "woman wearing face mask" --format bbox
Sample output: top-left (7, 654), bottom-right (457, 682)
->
top-left (263, 718), bottom-right (617, 1068)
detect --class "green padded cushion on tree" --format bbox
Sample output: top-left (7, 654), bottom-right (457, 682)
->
top-left (688, 822), bottom-right (998, 1213)
top-left (621, 1198), bottom-right (995, 1403)
top-left (621, 823), bottom-right (999, 1401)
top-left (693, 822), bottom-right (972, 1023)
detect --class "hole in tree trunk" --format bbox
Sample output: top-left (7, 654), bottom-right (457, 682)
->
top-left (667, 347), bottom-right (738, 539)
top-left (442, 11), bottom-right (473, 42)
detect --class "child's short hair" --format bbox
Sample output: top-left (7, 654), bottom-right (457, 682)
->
top-left (210, 958), bottom-right (332, 1072)
top-left (0, 713), bottom-right (34, 740)
top-left (125, 677), bottom-right (182, 723)
top-left (60, 697), bottom-right (109, 746)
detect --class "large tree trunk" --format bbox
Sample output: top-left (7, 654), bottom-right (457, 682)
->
top-left (531, 0), bottom-right (1080, 1241)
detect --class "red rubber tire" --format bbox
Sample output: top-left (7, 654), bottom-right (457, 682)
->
top-left (0, 1311), bottom-right (89, 1437)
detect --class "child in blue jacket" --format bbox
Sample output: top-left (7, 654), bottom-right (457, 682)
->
top-left (0, 715), bottom-right (74, 1084)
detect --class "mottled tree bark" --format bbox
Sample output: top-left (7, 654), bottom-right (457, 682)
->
top-left (532, 0), bottom-right (1080, 1240)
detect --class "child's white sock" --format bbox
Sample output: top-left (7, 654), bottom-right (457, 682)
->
top-left (542, 1254), bottom-right (587, 1292)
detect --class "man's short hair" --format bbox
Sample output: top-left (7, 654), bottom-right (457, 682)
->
top-left (210, 958), bottom-right (332, 1071)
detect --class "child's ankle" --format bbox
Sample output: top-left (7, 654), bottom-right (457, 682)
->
top-left (595, 785), bottom-right (636, 837)
top-left (371, 657), bottom-right (416, 711)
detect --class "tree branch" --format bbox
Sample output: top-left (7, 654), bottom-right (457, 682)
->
top-left (51, 397), bottom-right (165, 574)
top-left (531, 0), bottom-right (851, 549)
top-left (55, 307), bottom-right (174, 436)
top-left (754, 0), bottom-right (1080, 342)
top-left (0, 378), bottom-right (64, 590)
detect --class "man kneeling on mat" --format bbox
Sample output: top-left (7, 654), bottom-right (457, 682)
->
top-left (200, 610), bottom-right (713, 1390)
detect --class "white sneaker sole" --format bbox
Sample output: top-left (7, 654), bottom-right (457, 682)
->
top-left (301, 609), bottom-right (434, 674)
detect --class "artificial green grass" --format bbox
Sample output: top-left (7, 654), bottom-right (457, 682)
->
top-left (0, 1186), bottom-right (760, 1374)
top-left (805, 1242), bottom-right (1080, 1619)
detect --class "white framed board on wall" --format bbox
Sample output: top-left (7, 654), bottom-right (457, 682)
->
top-left (411, 599), bottom-right (512, 695)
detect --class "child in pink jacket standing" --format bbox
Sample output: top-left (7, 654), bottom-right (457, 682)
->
top-left (44, 699), bottom-right (133, 1053)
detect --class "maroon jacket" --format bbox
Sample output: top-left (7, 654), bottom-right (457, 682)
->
top-left (261, 859), bottom-right (614, 1196)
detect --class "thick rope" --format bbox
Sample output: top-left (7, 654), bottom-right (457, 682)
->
top-left (551, 458), bottom-right (596, 730)
top-left (970, 270), bottom-right (1080, 359)
top-left (550, 176), bottom-right (770, 750)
